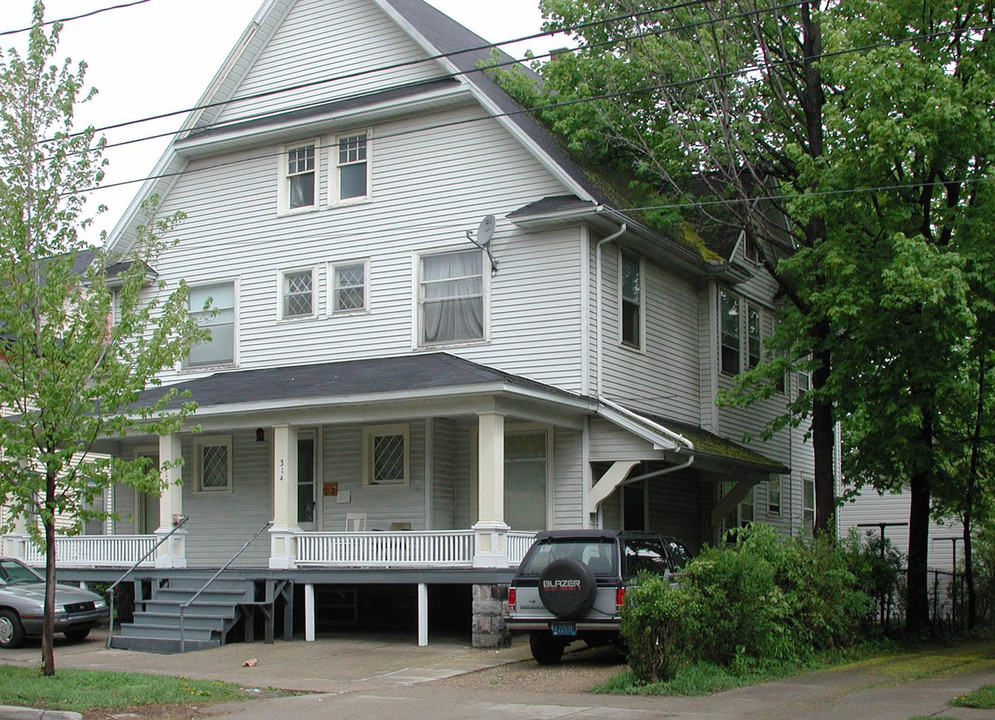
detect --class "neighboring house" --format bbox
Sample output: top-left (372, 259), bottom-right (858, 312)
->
top-left (2, 0), bottom-right (817, 649)
top-left (838, 487), bottom-right (966, 575)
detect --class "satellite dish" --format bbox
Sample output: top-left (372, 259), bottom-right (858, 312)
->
top-left (476, 215), bottom-right (495, 247)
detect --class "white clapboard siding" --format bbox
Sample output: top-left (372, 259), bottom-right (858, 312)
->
top-left (153, 103), bottom-right (585, 391)
top-left (214, 0), bottom-right (443, 126)
top-left (588, 418), bottom-right (663, 462)
top-left (838, 488), bottom-right (964, 573)
top-left (595, 244), bottom-right (702, 424)
top-left (180, 430), bottom-right (273, 567)
top-left (552, 429), bottom-right (584, 529)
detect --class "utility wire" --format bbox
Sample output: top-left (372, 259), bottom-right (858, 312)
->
top-left (0, 0), bottom-right (153, 38)
top-left (59, 0), bottom-right (716, 141)
top-left (73, 17), bottom-right (995, 197)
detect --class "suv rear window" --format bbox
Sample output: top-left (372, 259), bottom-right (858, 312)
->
top-left (519, 539), bottom-right (618, 577)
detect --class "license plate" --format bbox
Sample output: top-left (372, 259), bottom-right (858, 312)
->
top-left (551, 622), bottom-right (577, 637)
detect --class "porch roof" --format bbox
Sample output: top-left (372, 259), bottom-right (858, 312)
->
top-left (628, 409), bottom-right (790, 475)
top-left (134, 353), bottom-right (588, 416)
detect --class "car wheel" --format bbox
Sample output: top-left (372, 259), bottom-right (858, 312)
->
top-left (538, 558), bottom-right (597, 620)
top-left (529, 631), bottom-right (565, 665)
top-left (0, 610), bottom-right (25, 649)
top-left (64, 628), bottom-right (91, 642)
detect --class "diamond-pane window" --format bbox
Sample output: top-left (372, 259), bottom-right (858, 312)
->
top-left (197, 439), bottom-right (230, 491)
top-left (333, 262), bottom-right (366, 312)
top-left (364, 425), bottom-right (408, 485)
top-left (283, 269), bottom-right (314, 318)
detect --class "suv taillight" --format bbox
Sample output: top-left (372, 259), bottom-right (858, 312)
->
top-left (508, 587), bottom-right (516, 608)
top-left (616, 587), bottom-right (627, 609)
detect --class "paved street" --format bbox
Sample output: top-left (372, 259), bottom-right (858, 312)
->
top-left (1, 631), bottom-right (994, 719)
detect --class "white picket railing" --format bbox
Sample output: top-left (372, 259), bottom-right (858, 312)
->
top-left (21, 535), bottom-right (158, 568)
top-left (297, 530), bottom-right (476, 567)
top-left (508, 531), bottom-right (538, 565)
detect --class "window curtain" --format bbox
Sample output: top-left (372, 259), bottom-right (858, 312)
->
top-left (422, 250), bottom-right (483, 343)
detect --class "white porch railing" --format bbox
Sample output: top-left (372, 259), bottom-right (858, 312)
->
top-left (296, 529), bottom-right (538, 568)
top-left (508, 531), bottom-right (538, 565)
top-left (21, 535), bottom-right (158, 568)
top-left (297, 530), bottom-right (476, 567)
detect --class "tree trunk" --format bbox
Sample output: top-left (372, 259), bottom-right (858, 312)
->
top-left (42, 469), bottom-right (57, 676)
top-left (811, 337), bottom-right (836, 538)
top-left (906, 413), bottom-right (934, 633)
top-left (963, 354), bottom-right (985, 629)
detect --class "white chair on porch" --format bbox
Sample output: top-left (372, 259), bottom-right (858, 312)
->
top-left (345, 513), bottom-right (367, 531)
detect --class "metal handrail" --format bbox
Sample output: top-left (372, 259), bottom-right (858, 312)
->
top-left (179, 520), bottom-right (272, 653)
top-left (105, 515), bottom-right (189, 647)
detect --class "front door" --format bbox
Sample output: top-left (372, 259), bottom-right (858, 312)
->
top-left (297, 429), bottom-right (318, 530)
top-left (623, 480), bottom-right (646, 531)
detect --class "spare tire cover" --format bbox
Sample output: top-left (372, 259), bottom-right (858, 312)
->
top-left (538, 558), bottom-right (597, 620)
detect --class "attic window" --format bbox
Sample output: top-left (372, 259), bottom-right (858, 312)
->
top-left (620, 251), bottom-right (642, 349)
top-left (335, 131), bottom-right (369, 203)
top-left (280, 141), bottom-right (317, 213)
top-left (744, 235), bottom-right (761, 264)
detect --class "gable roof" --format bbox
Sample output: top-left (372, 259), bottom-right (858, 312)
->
top-left (103, 0), bottom-right (732, 276)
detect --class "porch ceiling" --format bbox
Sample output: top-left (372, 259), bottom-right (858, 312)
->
top-left (132, 353), bottom-right (594, 426)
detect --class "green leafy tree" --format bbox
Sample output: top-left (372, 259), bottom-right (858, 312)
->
top-left (0, 3), bottom-right (205, 675)
top-left (495, 0), bottom-right (840, 537)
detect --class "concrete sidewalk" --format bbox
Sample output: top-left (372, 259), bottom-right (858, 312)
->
top-left (1, 631), bottom-right (994, 719)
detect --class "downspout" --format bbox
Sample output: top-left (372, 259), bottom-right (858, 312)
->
top-left (595, 223), bottom-right (627, 398)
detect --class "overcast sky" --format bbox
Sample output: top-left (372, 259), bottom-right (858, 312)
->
top-left (4, 0), bottom-right (563, 244)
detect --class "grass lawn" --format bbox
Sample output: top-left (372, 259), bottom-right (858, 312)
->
top-left (592, 639), bottom-right (995, 697)
top-left (0, 665), bottom-right (252, 713)
top-left (950, 684), bottom-right (995, 709)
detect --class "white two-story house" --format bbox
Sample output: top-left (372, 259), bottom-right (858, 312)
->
top-left (3, 0), bottom-right (815, 651)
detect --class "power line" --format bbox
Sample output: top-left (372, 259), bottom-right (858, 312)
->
top-left (0, 0), bottom-right (153, 38)
top-left (74, 16), bottom-right (995, 197)
top-left (63, 0), bottom-right (715, 141)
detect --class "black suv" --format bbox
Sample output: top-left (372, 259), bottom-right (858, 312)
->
top-left (505, 529), bottom-right (690, 664)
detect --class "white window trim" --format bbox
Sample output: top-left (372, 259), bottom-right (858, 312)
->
top-left (719, 288), bottom-right (769, 377)
top-left (277, 139), bottom-right (320, 215)
top-left (362, 424), bottom-right (409, 487)
top-left (185, 278), bottom-right (239, 371)
top-left (278, 266), bottom-right (318, 321)
top-left (328, 258), bottom-right (370, 315)
top-left (193, 435), bottom-right (233, 493)
top-left (412, 247), bottom-right (490, 349)
top-left (330, 128), bottom-right (372, 206)
top-left (618, 250), bottom-right (645, 352)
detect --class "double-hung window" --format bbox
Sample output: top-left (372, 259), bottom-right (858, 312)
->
top-left (768, 476), bottom-right (782, 516)
top-left (620, 251), bottom-right (642, 349)
top-left (335, 131), bottom-right (369, 202)
top-left (330, 260), bottom-right (368, 313)
top-left (281, 268), bottom-right (316, 320)
top-left (362, 424), bottom-right (408, 486)
top-left (187, 282), bottom-right (235, 368)
top-left (719, 289), bottom-right (764, 376)
top-left (803, 476), bottom-right (815, 532)
top-left (419, 249), bottom-right (485, 345)
top-left (282, 142), bottom-right (316, 212)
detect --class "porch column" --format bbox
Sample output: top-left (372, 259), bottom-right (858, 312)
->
top-left (472, 411), bottom-right (509, 568)
top-left (155, 432), bottom-right (187, 568)
top-left (270, 424), bottom-right (300, 569)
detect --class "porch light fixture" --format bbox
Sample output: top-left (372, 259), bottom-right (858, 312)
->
top-left (256, 428), bottom-right (266, 442)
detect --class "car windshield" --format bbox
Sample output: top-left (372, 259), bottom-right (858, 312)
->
top-left (0, 559), bottom-right (43, 585)
top-left (520, 540), bottom-right (617, 577)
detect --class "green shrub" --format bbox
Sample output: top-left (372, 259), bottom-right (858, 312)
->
top-left (620, 524), bottom-right (874, 683)
top-left (619, 572), bottom-right (700, 681)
